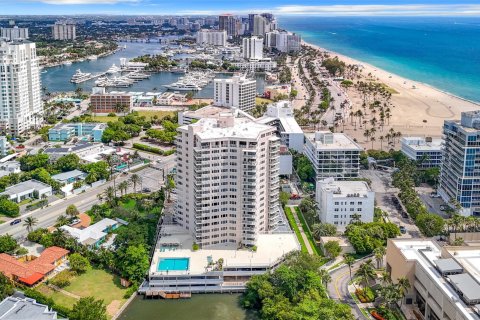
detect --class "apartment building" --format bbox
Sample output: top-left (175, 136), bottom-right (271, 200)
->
top-left (0, 40), bottom-right (42, 134)
top-left (175, 114), bottom-right (281, 248)
top-left (265, 30), bottom-right (302, 53)
top-left (304, 131), bottom-right (362, 179)
top-left (316, 178), bottom-right (374, 229)
top-left (213, 75), bottom-right (256, 112)
top-left (52, 22), bottom-right (76, 40)
top-left (242, 36), bottom-right (263, 60)
top-left (439, 111), bottom-right (480, 216)
top-left (48, 122), bottom-right (107, 142)
top-left (386, 238), bottom-right (480, 320)
top-left (218, 14), bottom-right (240, 37)
top-left (230, 58), bottom-right (277, 72)
top-left (196, 29), bottom-right (227, 47)
top-left (401, 136), bottom-right (443, 168)
top-left (90, 88), bottom-right (133, 114)
top-left (1, 27), bottom-right (29, 40)
top-left (256, 100), bottom-right (304, 153)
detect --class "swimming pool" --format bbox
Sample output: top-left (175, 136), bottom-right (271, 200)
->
top-left (158, 258), bottom-right (189, 271)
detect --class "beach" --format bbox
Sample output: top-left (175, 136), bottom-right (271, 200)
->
top-left (295, 41), bottom-right (480, 148)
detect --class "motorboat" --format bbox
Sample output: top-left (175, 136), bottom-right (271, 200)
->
top-left (164, 82), bottom-right (201, 91)
top-left (106, 64), bottom-right (121, 74)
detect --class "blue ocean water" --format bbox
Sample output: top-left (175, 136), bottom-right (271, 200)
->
top-left (280, 16), bottom-right (480, 102)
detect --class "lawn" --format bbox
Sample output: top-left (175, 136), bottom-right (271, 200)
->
top-left (92, 110), bottom-right (176, 123)
top-left (36, 283), bottom-right (79, 307)
top-left (255, 97), bottom-right (272, 105)
top-left (121, 199), bottom-right (137, 210)
top-left (294, 206), bottom-right (322, 256)
top-left (284, 206), bottom-right (308, 253)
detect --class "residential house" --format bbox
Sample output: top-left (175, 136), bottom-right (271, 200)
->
top-left (0, 179), bottom-right (52, 203)
top-left (60, 218), bottom-right (119, 248)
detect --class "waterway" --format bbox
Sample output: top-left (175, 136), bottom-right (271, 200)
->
top-left (119, 294), bottom-right (258, 320)
top-left (40, 42), bottom-right (265, 98)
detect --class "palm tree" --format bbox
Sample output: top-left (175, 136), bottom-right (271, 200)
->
top-left (23, 216), bottom-right (38, 233)
top-left (319, 269), bottom-right (332, 289)
top-left (374, 246), bottom-right (386, 269)
top-left (104, 155), bottom-right (117, 197)
top-left (397, 277), bottom-right (411, 306)
top-left (56, 215), bottom-right (69, 227)
top-left (344, 254), bottom-right (355, 280)
top-left (102, 186), bottom-right (116, 206)
top-left (118, 181), bottom-right (129, 196)
top-left (130, 174), bottom-right (141, 193)
top-left (355, 259), bottom-right (376, 289)
top-left (370, 136), bottom-right (376, 149)
top-left (379, 135), bottom-right (385, 150)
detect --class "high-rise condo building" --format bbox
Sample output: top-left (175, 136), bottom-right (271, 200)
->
top-left (242, 36), bottom-right (263, 60)
top-left (439, 111), bottom-right (480, 216)
top-left (1, 27), bottom-right (29, 40)
top-left (0, 40), bottom-right (42, 134)
top-left (304, 131), bottom-right (362, 180)
top-left (52, 22), bottom-right (76, 40)
top-left (265, 30), bottom-right (302, 53)
top-left (218, 14), bottom-right (240, 37)
top-left (175, 114), bottom-right (281, 248)
top-left (196, 29), bottom-right (227, 47)
top-left (214, 75), bottom-right (256, 111)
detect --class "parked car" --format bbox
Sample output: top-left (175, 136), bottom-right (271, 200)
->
top-left (69, 219), bottom-right (80, 225)
top-left (440, 205), bottom-right (447, 211)
top-left (401, 211), bottom-right (409, 219)
top-left (10, 218), bottom-right (21, 226)
top-left (430, 193), bottom-right (441, 198)
top-left (399, 226), bottom-right (407, 234)
top-left (143, 187), bottom-right (152, 193)
top-left (290, 194), bottom-right (301, 200)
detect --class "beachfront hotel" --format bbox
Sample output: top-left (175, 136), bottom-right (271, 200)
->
top-left (386, 238), bottom-right (480, 320)
top-left (401, 136), bottom-right (443, 168)
top-left (196, 29), bottom-right (227, 47)
top-left (175, 113), bottom-right (282, 248)
top-left (439, 111), bottom-right (480, 216)
top-left (304, 131), bottom-right (362, 180)
top-left (0, 40), bottom-right (43, 134)
top-left (213, 75), bottom-right (256, 112)
top-left (316, 178), bottom-right (375, 230)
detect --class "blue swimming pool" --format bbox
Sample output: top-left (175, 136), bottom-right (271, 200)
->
top-left (157, 258), bottom-right (189, 271)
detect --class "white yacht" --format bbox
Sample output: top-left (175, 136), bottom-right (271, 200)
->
top-left (106, 64), bottom-right (121, 74)
top-left (164, 82), bottom-right (201, 91)
top-left (70, 69), bottom-right (92, 83)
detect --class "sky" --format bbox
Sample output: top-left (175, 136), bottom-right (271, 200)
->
top-left (1, 0), bottom-right (480, 16)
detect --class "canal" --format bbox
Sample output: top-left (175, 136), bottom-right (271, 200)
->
top-left (41, 42), bottom-right (265, 98)
top-left (119, 294), bottom-right (258, 320)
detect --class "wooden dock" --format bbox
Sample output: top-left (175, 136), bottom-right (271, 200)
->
top-left (144, 290), bottom-right (191, 299)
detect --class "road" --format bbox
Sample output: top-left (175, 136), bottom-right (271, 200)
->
top-left (328, 261), bottom-right (366, 320)
top-left (0, 159), bottom-right (173, 240)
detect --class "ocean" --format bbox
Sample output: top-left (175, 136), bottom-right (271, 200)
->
top-left (279, 16), bottom-right (480, 103)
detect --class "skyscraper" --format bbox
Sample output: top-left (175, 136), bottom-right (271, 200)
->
top-left (218, 14), bottom-right (240, 36)
top-left (439, 111), bottom-right (480, 216)
top-left (175, 114), bottom-right (281, 247)
top-left (214, 75), bottom-right (256, 111)
top-left (52, 22), bottom-right (76, 40)
top-left (242, 36), bottom-right (263, 60)
top-left (196, 29), bottom-right (227, 46)
top-left (1, 27), bottom-right (29, 40)
top-left (0, 40), bottom-right (42, 134)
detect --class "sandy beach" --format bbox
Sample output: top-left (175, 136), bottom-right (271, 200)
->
top-left (296, 41), bottom-right (480, 148)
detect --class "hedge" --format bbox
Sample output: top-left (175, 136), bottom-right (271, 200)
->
top-left (23, 288), bottom-right (71, 318)
top-left (284, 207), bottom-right (308, 253)
top-left (132, 143), bottom-right (175, 156)
top-left (294, 206), bottom-right (322, 255)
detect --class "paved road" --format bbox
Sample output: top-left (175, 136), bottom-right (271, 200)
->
top-left (0, 161), bottom-right (172, 240)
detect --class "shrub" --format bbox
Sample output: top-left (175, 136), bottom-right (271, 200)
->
top-left (192, 242), bottom-right (199, 251)
top-left (132, 143), bottom-right (163, 155)
top-left (50, 270), bottom-right (73, 288)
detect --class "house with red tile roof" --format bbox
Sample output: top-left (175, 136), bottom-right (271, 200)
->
top-left (0, 246), bottom-right (69, 286)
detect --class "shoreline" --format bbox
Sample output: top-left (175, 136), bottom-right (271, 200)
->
top-left (302, 40), bottom-right (480, 107)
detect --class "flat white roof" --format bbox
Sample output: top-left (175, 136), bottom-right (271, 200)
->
top-left (306, 132), bottom-right (362, 151)
top-left (60, 218), bottom-right (117, 244)
top-left (401, 137), bottom-right (443, 151)
top-left (150, 225), bottom-right (299, 276)
top-left (318, 179), bottom-right (371, 197)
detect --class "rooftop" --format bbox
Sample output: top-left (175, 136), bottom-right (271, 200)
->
top-left (182, 105), bottom-right (229, 119)
top-left (256, 101), bottom-right (303, 134)
top-left (0, 179), bottom-right (51, 196)
top-left (180, 115), bottom-right (275, 140)
top-left (318, 178), bottom-right (371, 197)
top-left (150, 225), bottom-right (299, 276)
top-left (0, 297), bottom-right (63, 320)
top-left (306, 131), bottom-right (362, 151)
top-left (60, 218), bottom-right (117, 244)
top-left (401, 137), bottom-right (443, 151)
top-left (51, 169), bottom-right (86, 182)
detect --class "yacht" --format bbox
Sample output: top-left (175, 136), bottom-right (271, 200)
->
top-left (171, 67), bottom-right (186, 74)
top-left (70, 69), bottom-right (92, 83)
top-left (164, 82), bottom-right (201, 91)
top-left (63, 61), bottom-right (72, 66)
top-left (106, 64), bottom-right (121, 74)
top-left (87, 55), bottom-right (98, 61)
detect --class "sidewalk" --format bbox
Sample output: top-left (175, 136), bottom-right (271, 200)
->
top-left (288, 205), bottom-right (314, 254)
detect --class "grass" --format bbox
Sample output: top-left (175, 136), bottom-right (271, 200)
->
top-left (284, 206), bottom-right (308, 253)
top-left (294, 206), bottom-right (322, 256)
top-left (121, 199), bottom-right (137, 210)
top-left (255, 97), bottom-right (272, 105)
top-left (92, 110), bottom-right (176, 123)
top-left (36, 283), bottom-right (79, 307)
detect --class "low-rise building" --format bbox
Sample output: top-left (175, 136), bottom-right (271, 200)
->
top-left (90, 88), bottom-right (133, 114)
top-left (178, 105), bottom-right (231, 125)
top-left (51, 169), bottom-right (87, 184)
top-left (0, 246), bottom-right (69, 286)
top-left (401, 136), bottom-right (443, 168)
top-left (230, 58), bottom-right (277, 72)
top-left (0, 296), bottom-right (64, 319)
top-left (48, 122), bottom-right (106, 142)
top-left (304, 131), bottom-right (362, 179)
top-left (256, 100), bottom-right (304, 153)
top-left (156, 92), bottom-right (187, 105)
top-left (0, 179), bottom-right (52, 203)
top-left (60, 218), bottom-right (119, 248)
top-left (386, 238), bottom-right (480, 320)
top-left (0, 160), bottom-right (20, 178)
top-left (264, 84), bottom-right (291, 100)
top-left (43, 142), bottom-right (110, 162)
top-left (316, 178), bottom-right (374, 229)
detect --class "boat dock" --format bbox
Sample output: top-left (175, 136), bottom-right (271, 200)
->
top-left (144, 290), bottom-right (192, 299)
top-left (71, 72), bottom-right (108, 84)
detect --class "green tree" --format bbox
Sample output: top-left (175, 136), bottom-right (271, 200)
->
top-left (70, 297), bottom-right (107, 320)
top-left (416, 213), bottom-right (445, 237)
top-left (69, 253), bottom-right (91, 273)
top-left (324, 240), bottom-right (341, 259)
top-left (0, 272), bottom-right (13, 300)
top-left (23, 216), bottom-right (38, 233)
top-left (117, 244), bottom-right (149, 284)
top-left (55, 215), bottom-right (69, 227)
top-left (344, 255), bottom-right (355, 280)
top-left (19, 153), bottom-right (49, 171)
top-left (129, 174), bottom-right (141, 193)
top-left (279, 191), bottom-right (290, 208)
top-left (0, 197), bottom-right (20, 217)
top-left (55, 154), bottom-right (80, 172)
top-left (355, 259), bottom-right (376, 289)
top-left (312, 223), bottom-right (337, 239)
top-left (0, 234), bottom-right (18, 253)
top-left (66, 204), bottom-right (79, 219)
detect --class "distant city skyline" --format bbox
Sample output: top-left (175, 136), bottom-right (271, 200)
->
top-left (1, 1), bottom-right (480, 16)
